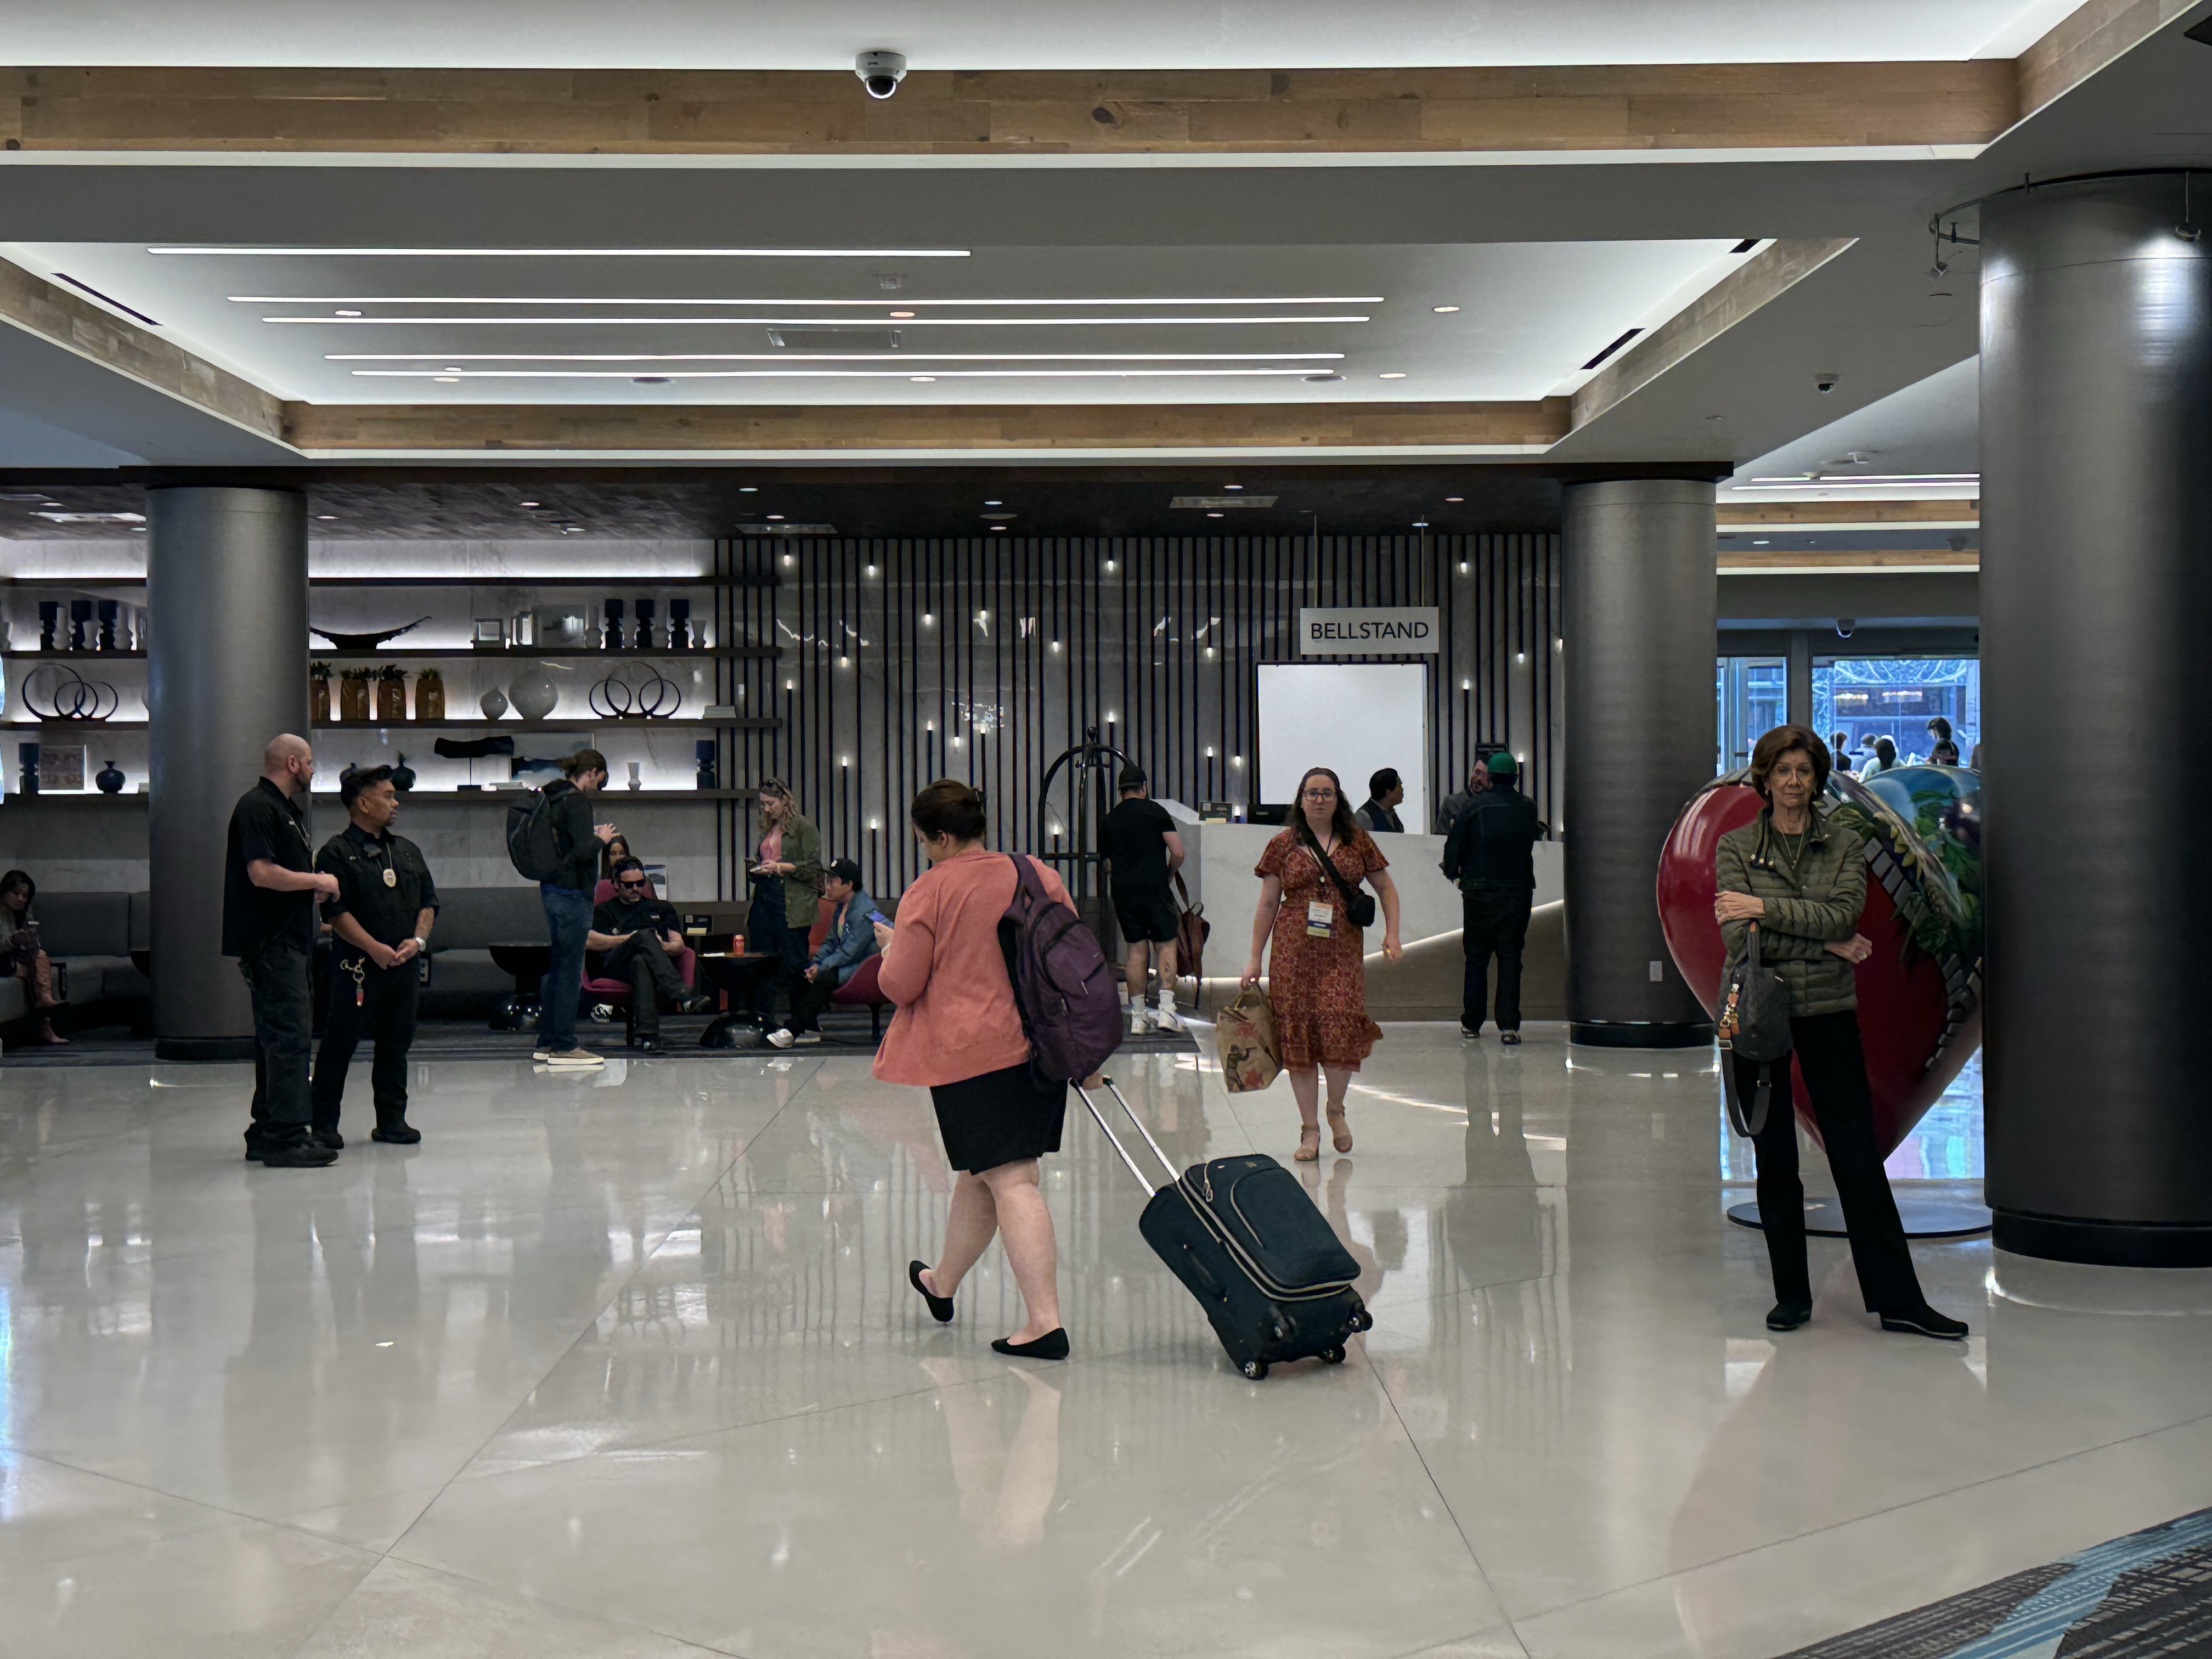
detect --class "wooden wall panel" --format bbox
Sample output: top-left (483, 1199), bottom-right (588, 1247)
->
top-left (710, 533), bottom-right (1560, 901)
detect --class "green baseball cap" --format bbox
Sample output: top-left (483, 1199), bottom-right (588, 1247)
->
top-left (1487, 752), bottom-right (1518, 777)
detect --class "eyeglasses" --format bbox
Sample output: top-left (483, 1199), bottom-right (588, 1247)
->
top-left (1301, 788), bottom-right (1338, 800)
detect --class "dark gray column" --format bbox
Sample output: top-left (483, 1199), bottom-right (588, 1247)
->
top-left (148, 487), bottom-right (309, 1062)
top-left (1786, 630), bottom-right (1815, 732)
top-left (1562, 479), bottom-right (1718, 1046)
top-left (1980, 174), bottom-right (2212, 1266)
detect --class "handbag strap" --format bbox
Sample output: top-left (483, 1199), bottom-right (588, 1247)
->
top-left (1295, 817), bottom-right (1365, 911)
top-left (1722, 1057), bottom-right (1773, 1139)
top-left (1173, 869), bottom-right (1200, 916)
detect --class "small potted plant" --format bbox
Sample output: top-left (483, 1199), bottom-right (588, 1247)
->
top-left (414, 665), bottom-right (445, 721)
top-left (309, 661), bottom-right (332, 725)
top-left (375, 664), bottom-right (408, 724)
top-left (338, 667), bottom-right (374, 722)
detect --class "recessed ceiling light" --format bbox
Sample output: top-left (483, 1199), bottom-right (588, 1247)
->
top-left (1432, 305), bottom-right (1460, 313)
top-left (983, 499), bottom-right (1003, 505)
top-left (519, 500), bottom-right (540, 507)
top-left (335, 309), bottom-right (362, 317)
top-left (888, 310), bottom-right (916, 318)
top-left (910, 375), bottom-right (936, 382)
top-left (1207, 512), bottom-right (1224, 518)
top-left (1223, 484), bottom-right (1243, 490)
top-left (442, 366), bottom-right (464, 373)
top-left (1753, 539), bottom-right (1770, 545)
top-left (767, 514), bottom-right (786, 521)
top-left (1444, 495), bottom-right (1463, 503)
top-left (1413, 521), bottom-right (1430, 528)
top-left (1379, 372), bottom-right (1407, 379)
top-left (738, 486), bottom-right (758, 493)
top-left (316, 514), bottom-right (339, 521)
top-left (991, 526), bottom-right (1007, 532)
top-left (432, 375), bottom-right (460, 382)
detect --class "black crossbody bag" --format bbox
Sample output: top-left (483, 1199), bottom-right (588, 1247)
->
top-left (1296, 821), bottom-right (1378, 930)
top-left (1717, 922), bottom-right (1792, 1137)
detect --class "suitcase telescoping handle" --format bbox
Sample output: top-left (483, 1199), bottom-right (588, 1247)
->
top-left (1075, 1077), bottom-right (1180, 1197)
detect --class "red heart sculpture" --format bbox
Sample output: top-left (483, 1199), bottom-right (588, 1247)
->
top-left (1656, 771), bottom-right (1981, 1159)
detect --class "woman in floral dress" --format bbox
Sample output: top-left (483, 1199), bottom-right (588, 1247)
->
top-left (1240, 767), bottom-right (1404, 1160)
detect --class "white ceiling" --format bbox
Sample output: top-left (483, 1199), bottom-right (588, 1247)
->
top-left (1725, 358), bottom-right (1979, 501)
top-left (3, 238), bottom-right (1750, 408)
top-left (0, 0), bottom-right (2085, 70)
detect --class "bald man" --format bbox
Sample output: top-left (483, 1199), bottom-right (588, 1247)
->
top-left (222, 734), bottom-right (341, 1167)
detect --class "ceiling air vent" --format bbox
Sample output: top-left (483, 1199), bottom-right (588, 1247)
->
top-left (1170, 495), bottom-right (1279, 509)
top-left (766, 327), bottom-right (903, 351)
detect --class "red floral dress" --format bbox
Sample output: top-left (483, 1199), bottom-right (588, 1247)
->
top-left (1256, 827), bottom-right (1388, 1070)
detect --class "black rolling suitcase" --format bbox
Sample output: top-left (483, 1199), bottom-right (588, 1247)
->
top-left (1078, 1077), bottom-right (1372, 1380)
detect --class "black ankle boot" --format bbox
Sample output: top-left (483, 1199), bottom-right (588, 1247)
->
top-left (1766, 1301), bottom-right (1812, 1331)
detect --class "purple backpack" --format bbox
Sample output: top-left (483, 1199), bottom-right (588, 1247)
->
top-left (997, 855), bottom-right (1124, 1081)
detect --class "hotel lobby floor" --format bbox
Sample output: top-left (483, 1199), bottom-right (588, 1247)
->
top-left (2, 1026), bottom-right (2209, 1658)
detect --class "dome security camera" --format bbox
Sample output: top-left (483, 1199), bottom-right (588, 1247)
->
top-left (1835, 618), bottom-right (1857, 640)
top-left (1815, 373), bottom-right (1839, 393)
top-left (856, 50), bottom-right (907, 99)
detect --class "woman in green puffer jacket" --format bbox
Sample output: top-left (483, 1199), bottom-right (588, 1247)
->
top-left (1714, 725), bottom-right (1965, 1343)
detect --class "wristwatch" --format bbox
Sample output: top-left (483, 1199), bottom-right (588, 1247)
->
top-left (411, 937), bottom-right (429, 953)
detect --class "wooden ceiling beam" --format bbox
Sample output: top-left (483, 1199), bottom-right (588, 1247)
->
top-left (282, 398), bottom-right (1571, 454)
top-left (0, 61), bottom-right (2018, 156)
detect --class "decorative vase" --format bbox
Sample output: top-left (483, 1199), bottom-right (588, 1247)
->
top-left (415, 675), bottom-right (445, 720)
top-left (338, 672), bottom-right (373, 723)
top-left (479, 684), bottom-right (510, 720)
top-left (390, 753), bottom-right (417, 792)
top-left (18, 742), bottom-right (38, 795)
top-left (309, 675), bottom-right (331, 725)
top-left (95, 759), bottom-right (125, 794)
top-left (508, 663), bottom-right (558, 721)
top-left (633, 599), bottom-right (655, 651)
top-left (375, 672), bottom-right (407, 724)
top-left (695, 738), bottom-right (718, 791)
top-left (627, 760), bottom-right (642, 791)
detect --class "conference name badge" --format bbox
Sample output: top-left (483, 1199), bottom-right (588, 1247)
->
top-left (1306, 900), bottom-right (1334, 939)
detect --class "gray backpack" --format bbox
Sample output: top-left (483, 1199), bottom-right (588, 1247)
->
top-left (1717, 923), bottom-right (1792, 1136)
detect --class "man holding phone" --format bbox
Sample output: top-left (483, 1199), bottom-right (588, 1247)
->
top-left (767, 857), bottom-right (880, 1049)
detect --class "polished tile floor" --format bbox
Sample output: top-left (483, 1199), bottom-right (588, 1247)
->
top-left (3, 1026), bottom-right (2209, 1658)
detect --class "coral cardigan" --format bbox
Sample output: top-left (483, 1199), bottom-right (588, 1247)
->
top-left (872, 848), bottom-right (1073, 1087)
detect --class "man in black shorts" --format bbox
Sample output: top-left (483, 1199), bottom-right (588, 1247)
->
top-left (1100, 765), bottom-right (1187, 1036)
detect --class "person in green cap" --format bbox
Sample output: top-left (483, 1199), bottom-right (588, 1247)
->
top-left (1441, 751), bottom-right (1541, 1043)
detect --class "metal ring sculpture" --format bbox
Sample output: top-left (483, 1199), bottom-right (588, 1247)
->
top-left (21, 662), bottom-right (121, 721)
top-left (587, 659), bottom-right (681, 720)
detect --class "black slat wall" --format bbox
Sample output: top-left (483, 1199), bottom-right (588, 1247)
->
top-left (715, 534), bottom-right (1560, 899)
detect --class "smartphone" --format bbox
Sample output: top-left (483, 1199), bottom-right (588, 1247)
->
top-left (867, 910), bottom-right (891, 927)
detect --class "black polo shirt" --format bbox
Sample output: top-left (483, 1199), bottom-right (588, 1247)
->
top-left (592, 893), bottom-right (680, 940)
top-left (317, 821), bottom-right (439, 953)
top-left (222, 777), bottom-right (317, 958)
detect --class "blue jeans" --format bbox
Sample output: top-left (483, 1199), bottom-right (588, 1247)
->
top-left (539, 883), bottom-right (594, 1049)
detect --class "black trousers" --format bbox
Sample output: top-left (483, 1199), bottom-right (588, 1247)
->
top-left (1460, 884), bottom-right (1533, 1032)
top-left (780, 967), bottom-right (839, 1034)
top-left (312, 950), bottom-right (420, 1132)
top-left (240, 938), bottom-right (314, 1152)
top-left (597, 932), bottom-right (687, 1037)
top-left (1736, 1009), bottom-right (1927, 1315)
top-left (747, 880), bottom-right (807, 1018)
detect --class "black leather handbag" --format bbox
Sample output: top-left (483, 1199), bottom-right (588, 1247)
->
top-left (1717, 923), bottom-right (1792, 1137)
top-left (1298, 822), bottom-right (1377, 929)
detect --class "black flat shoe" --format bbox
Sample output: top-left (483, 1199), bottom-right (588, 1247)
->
top-left (908, 1260), bottom-right (955, 1323)
top-left (370, 1124), bottom-right (421, 1144)
top-left (1500, 1031), bottom-right (1522, 1046)
top-left (1766, 1301), bottom-right (1812, 1331)
top-left (1881, 1306), bottom-right (1968, 1340)
top-left (991, 1328), bottom-right (1070, 1361)
top-left (311, 1127), bottom-right (344, 1151)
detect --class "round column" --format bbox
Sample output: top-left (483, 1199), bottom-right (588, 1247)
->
top-left (1980, 173), bottom-right (2212, 1265)
top-left (1562, 478), bottom-right (1717, 1047)
top-left (148, 486), bottom-right (309, 1061)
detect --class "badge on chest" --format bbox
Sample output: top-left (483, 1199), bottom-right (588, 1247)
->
top-left (1305, 899), bottom-right (1334, 939)
top-left (383, 867), bottom-right (398, 888)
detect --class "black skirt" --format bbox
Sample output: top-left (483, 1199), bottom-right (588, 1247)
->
top-left (930, 1060), bottom-right (1068, 1174)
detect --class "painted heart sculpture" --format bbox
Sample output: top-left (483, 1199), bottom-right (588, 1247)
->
top-left (1656, 765), bottom-right (1982, 1158)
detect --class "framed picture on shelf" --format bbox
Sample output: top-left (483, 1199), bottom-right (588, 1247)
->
top-left (40, 743), bottom-right (86, 791)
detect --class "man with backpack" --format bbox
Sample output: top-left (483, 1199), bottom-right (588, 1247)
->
top-left (507, 748), bottom-right (617, 1067)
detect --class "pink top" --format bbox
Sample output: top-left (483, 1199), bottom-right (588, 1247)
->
top-left (872, 848), bottom-right (1073, 1087)
top-left (759, 825), bottom-right (783, 864)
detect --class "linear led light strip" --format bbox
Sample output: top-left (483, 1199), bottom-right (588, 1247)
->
top-left (267, 314), bottom-right (1372, 326)
top-left (355, 368), bottom-right (1325, 379)
top-left (152, 246), bottom-right (972, 258)
top-left (327, 352), bottom-right (1348, 363)
top-left (1745, 473), bottom-right (1978, 484)
top-left (239, 295), bottom-right (1387, 307)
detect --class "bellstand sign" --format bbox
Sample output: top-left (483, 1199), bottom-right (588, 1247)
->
top-left (1296, 606), bottom-right (1442, 656)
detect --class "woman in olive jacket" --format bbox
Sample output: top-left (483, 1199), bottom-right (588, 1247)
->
top-left (1714, 726), bottom-right (1965, 1341)
top-left (747, 778), bottom-right (825, 1020)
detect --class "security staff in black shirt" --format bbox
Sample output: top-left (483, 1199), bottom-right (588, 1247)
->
top-left (311, 765), bottom-right (439, 1145)
top-left (1442, 751), bottom-right (1542, 1045)
top-left (222, 733), bottom-right (340, 1167)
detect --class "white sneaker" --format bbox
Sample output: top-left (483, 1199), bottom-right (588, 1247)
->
top-left (1154, 1006), bottom-right (1187, 1035)
top-left (765, 1028), bottom-right (796, 1049)
top-left (792, 1031), bottom-right (823, 1046)
top-left (1129, 1006), bottom-right (1153, 1036)
top-left (545, 1047), bottom-right (605, 1068)
top-left (532, 1045), bottom-right (553, 1062)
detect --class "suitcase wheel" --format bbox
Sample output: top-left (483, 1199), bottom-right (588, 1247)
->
top-left (1320, 1345), bottom-right (1346, 1364)
top-left (1350, 1306), bottom-right (1374, 1334)
top-left (1240, 1359), bottom-right (1269, 1381)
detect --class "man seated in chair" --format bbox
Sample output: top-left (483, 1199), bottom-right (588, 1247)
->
top-left (768, 858), bottom-right (879, 1049)
top-left (586, 857), bottom-right (712, 1051)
